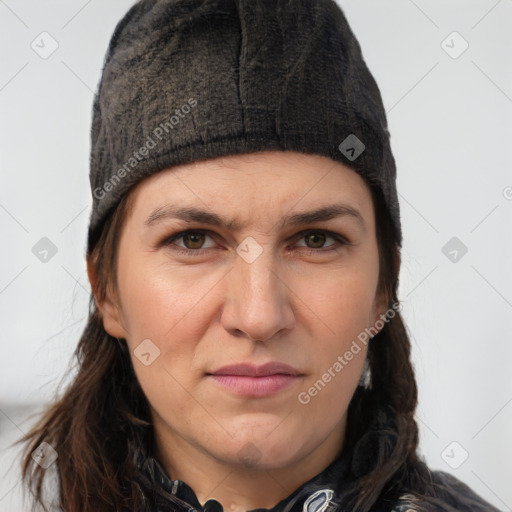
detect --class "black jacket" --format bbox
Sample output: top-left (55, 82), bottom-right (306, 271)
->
top-left (134, 451), bottom-right (502, 512)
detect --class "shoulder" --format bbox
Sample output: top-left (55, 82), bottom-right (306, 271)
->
top-left (388, 470), bottom-right (503, 512)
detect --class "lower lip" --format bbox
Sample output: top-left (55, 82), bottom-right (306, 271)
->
top-left (209, 374), bottom-right (299, 397)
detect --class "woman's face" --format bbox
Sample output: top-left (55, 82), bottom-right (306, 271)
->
top-left (98, 150), bottom-right (386, 473)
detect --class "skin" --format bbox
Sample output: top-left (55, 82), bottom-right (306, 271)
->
top-left (89, 150), bottom-right (387, 511)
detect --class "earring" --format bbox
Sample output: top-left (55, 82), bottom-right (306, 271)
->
top-left (358, 358), bottom-right (370, 388)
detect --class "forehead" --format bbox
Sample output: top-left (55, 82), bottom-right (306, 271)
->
top-left (126, 151), bottom-right (375, 228)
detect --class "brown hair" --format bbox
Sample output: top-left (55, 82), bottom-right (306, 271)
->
top-left (19, 180), bottom-right (432, 512)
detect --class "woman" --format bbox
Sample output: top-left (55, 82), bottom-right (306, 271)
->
top-left (20, 1), bottom-right (501, 511)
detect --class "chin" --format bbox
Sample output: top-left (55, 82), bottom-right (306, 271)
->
top-left (218, 430), bottom-right (305, 470)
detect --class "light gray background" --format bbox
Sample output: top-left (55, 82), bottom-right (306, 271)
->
top-left (1, 1), bottom-right (511, 510)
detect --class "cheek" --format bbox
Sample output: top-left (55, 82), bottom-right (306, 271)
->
top-left (117, 255), bottom-right (219, 345)
top-left (289, 264), bottom-right (375, 423)
top-left (116, 258), bottom-right (219, 418)
top-left (300, 263), bottom-right (378, 342)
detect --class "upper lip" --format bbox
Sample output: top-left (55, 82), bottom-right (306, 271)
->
top-left (208, 362), bottom-right (302, 377)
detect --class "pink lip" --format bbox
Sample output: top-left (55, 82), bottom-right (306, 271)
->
top-left (207, 362), bottom-right (302, 397)
top-left (210, 362), bottom-right (301, 377)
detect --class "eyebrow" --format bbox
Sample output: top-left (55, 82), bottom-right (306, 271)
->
top-left (144, 203), bottom-right (366, 232)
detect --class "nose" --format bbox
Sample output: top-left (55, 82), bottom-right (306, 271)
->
top-left (220, 245), bottom-right (295, 342)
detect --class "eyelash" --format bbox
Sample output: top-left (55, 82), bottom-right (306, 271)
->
top-left (161, 229), bottom-right (350, 257)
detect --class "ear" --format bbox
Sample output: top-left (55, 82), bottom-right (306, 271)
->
top-left (370, 247), bottom-right (401, 332)
top-left (86, 254), bottom-right (128, 339)
top-left (370, 291), bottom-right (390, 335)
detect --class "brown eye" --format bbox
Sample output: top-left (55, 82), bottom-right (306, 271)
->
top-left (182, 232), bottom-right (206, 249)
top-left (163, 230), bottom-right (217, 254)
top-left (303, 232), bottom-right (327, 249)
top-left (295, 230), bottom-right (344, 252)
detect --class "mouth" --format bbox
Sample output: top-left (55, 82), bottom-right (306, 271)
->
top-left (206, 362), bottom-right (303, 397)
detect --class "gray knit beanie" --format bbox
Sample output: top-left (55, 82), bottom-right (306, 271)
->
top-left (87, 0), bottom-right (401, 254)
